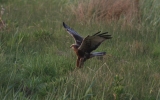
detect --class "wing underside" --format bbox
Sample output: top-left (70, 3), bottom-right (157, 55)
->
top-left (63, 22), bottom-right (83, 46)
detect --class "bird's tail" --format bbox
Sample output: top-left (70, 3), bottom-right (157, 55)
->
top-left (90, 52), bottom-right (106, 58)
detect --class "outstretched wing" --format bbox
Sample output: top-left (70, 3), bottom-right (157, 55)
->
top-left (78, 32), bottom-right (112, 53)
top-left (63, 22), bottom-right (83, 46)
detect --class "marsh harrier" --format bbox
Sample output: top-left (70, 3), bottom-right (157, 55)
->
top-left (63, 22), bottom-right (112, 68)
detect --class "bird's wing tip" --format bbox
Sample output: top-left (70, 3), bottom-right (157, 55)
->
top-left (62, 22), bottom-right (67, 28)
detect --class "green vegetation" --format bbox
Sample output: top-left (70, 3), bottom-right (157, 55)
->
top-left (0, 0), bottom-right (160, 99)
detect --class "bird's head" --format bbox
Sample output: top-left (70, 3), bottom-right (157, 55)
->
top-left (70, 44), bottom-right (79, 50)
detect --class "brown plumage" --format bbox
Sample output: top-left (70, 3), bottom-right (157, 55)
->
top-left (63, 22), bottom-right (112, 68)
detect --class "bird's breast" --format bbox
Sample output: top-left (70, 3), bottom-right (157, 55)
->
top-left (77, 50), bottom-right (85, 57)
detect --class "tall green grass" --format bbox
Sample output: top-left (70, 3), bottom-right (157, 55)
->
top-left (0, 0), bottom-right (160, 99)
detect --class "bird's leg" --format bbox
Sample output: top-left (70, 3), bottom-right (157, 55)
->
top-left (79, 58), bottom-right (85, 68)
top-left (79, 58), bottom-right (84, 68)
top-left (76, 57), bottom-right (80, 68)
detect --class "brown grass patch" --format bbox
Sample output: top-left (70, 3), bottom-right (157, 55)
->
top-left (69, 0), bottom-right (140, 25)
top-left (0, 6), bottom-right (6, 30)
top-left (0, 18), bottom-right (5, 30)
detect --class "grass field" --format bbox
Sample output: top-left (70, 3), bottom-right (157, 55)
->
top-left (0, 0), bottom-right (160, 99)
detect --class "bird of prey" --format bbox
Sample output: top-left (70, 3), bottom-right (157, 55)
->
top-left (63, 22), bottom-right (112, 68)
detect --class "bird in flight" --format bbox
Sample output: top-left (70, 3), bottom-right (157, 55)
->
top-left (63, 22), bottom-right (112, 68)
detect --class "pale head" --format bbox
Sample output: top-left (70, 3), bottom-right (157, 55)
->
top-left (70, 44), bottom-right (79, 50)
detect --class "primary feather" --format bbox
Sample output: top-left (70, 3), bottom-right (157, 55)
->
top-left (63, 22), bottom-right (83, 46)
top-left (78, 32), bottom-right (112, 53)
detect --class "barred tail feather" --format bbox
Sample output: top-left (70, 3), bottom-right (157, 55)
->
top-left (90, 52), bottom-right (106, 58)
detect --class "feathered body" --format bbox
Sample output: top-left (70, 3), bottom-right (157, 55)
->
top-left (63, 22), bottom-right (112, 68)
